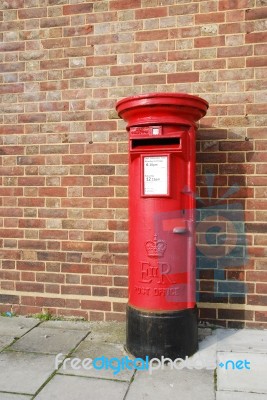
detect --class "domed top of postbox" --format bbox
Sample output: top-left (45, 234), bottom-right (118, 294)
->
top-left (116, 92), bottom-right (209, 129)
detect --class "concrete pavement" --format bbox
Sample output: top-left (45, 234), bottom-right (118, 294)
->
top-left (0, 315), bottom-right (266, 399)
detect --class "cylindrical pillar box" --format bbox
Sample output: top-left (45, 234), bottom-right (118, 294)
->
top-left (116, 93), bottom-right (209, 360)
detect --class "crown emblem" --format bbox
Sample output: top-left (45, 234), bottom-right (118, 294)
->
top-left (145, 234), bottom-right (167, 258)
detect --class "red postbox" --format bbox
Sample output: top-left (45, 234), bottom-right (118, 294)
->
top-left (116, 93), bottom-right (209, 359)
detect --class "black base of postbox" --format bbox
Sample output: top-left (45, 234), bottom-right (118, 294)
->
top-left (126, 305), bottom-right (198, 360)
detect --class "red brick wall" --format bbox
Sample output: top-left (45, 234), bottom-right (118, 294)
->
top-left (0, 0), bottom-right (266, 327)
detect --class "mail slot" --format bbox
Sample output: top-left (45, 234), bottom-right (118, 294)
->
top-left (116, 93), bottom-right (209, 360)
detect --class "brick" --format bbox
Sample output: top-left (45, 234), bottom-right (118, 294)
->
top-left (86, 55), bottom-right (117, 66)
top-left (255, 312), bottom-right (267, 322)
top-left (18, 195), bottom-right (45, 206)
top-left (114, 277), bottom-right (128, 287)
top-left (61, 285), bottom-right (91, 296)
top-left (247, 104), bottom-right (267, 115)
top-left (247, 271), bottom-right (267, 282)
top-left (0, 188), bottom-right (22, 198)
top-left (36, 273), bottom-right (65, 284)
top-left (194, 36), bottom-right (225, 48)
top-left (61, 263), bottom-right (91, 273)
top-left (248, 295), bottom-right (267, 306)
top-left (0, 83), bottom-right (24, 94)
top-left (167, 72), bottom-right (199, 83)
top-left (109, 288), bottom-right (128, 298)
top-left (61, 176), bottom-right (92, 186)
top-left (39, 230), bottom-right (68, 240)
top-left (39, 187), bottom-right (67, 197)
top-left (63, 25), bottom-right (93, 37)
top-left (37, 252), bottom-right (66, 262)
top-left (218, 45), bottom-right (252, 58)
top-left (0, 42), bottom-right (24, 52)
top-left (110, 0), bottom-right (141, 10)
top-left (219, 163), bottom-right (255, 175)
top-left (219, 68), bottom-right (254, 81)
top-left (83, 187), bottom-right (114, 197)
top-left (221, 141), bottom-right (253, 152)
top-left (167, 49), bottom-right (199, 62)
top-left (195, 12), bottom-right (225, 24)
top-left (61, 198), bottom-right (93, 208)
top-left (35, 297), bottom-right (65, 307)
top-left (0, 125), bottom-right (24, 134)
top-left (0, 294), bottom-right (19, 304)
top-left (18, 8), bottom-right (47, 19)
top-left (39, 102), bottom-right (69, 112)
top-left (41, 17), bottom-right (70, 28)
top-left (18, 114), bottom-right (46, 124)
top-left (255, 68), bottom-right (267, 79)
top-left (17, 261), bottom-right (45, 271)
top-left (219, 22), bottom-right (247, 35)
top-left (38, 209), bottom-right (67, 219)
top-left (255, 44), bottom-right (267, 56)
top-left (135, 7), bottom-right (167, 19)
top-left (81, 276), bottom-right (112, 286)
top-left (246, 32), bottom-right (267, 43)
top-left (2, 0), bottom-right (24, 8)
top-left (113, 302), bottom-right (127, 313)
top-left (86, 121), bottom-right (117, 131)
top-left (197, 153), bottom-right (226, 163)
top-left (0, 63), bottom-right (24, 74)
top-left (136, 51), bottom-right (166, 65)
top-left (19, 219), bottom-right (45, 229)
top-left (63, 3), bottom-right (93, 15)
top-left (110, 64), bottom-right (142, 76)
top-left (245, 7), bottom-right (267, 20)
top-left (16, 282), bottom-right (44, 292)
top-left (81, 300), bottom-right (111, 311)
top-left (40, 83), bottom-right (68, 95)
top-left (106, 313), bottom-right (125, 322)
top-left (169, 3), bottom-right (199, 16)
top-left (219, 0), bottom-right (254, 10)
top-left (16, 156), bottom-right (43, 166)
top-left (134, 74), bottom-right (166, 85)
top-left (135, 29), bottom-right (168, 42)
top-left (41, 38), bottom-right (71, 49)
top-left (62, 155), bottom-right (92, 165)
top-left (0, 229), bottom-right (23, 238)
top-left (194, 59), bottom-right (226, 70)
top-left (246, 57), bottom-right (267, 67)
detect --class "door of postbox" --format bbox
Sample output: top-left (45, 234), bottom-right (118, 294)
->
top-left (129, 125), bottom-right (195, 311)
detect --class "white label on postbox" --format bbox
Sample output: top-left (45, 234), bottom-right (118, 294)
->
top-left (144, 156), bottom-right (168, 195)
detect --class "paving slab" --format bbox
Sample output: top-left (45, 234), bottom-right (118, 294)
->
top-left (34, 374), bottom-right (129, 400)
top-left (196, 331), bottom-right (218, 369)
top-left (216, 329), bottom-right (267, 353)
top-left (126, 366), bottom-right (215, 400)
top-left (217, 352), bottom-right (267, 394)
top-left (84, 321), bottom-right (126, 344)
top-left (0, 351), bottom-right (55, 394)
top-left (216, 391), bottom-right (267, 400)
top-left (58, 341), bottom-right (134, 381)
top-left (41, 320), bottom-right (92, 331)
top-left (0, 336), bottom-right (16, 351)
top-left (0, 394), bottom-right (32, 400)
top-left (10, 326), bottom-right (89, 355)
top-left (0, 316), bottom-right (39, 338)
